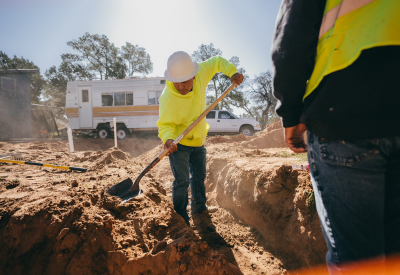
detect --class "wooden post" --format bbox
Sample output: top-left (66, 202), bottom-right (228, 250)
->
top-left (113, 118), bottom-right (117, 148)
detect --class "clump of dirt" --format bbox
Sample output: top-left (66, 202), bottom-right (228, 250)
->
top-left (0, 129), bottom-right (326, 275)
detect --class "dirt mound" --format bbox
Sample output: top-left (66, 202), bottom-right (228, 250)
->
top-left (242, 128), bottom-right (286, 149)
top-left (74, 137), bottom-right (161, 158)
top-left (207, 133), bottom-right (248, 145)
top-left (206, 161), bottom-right (325, 269)
top-left (206, 121), bottom-right (287, 149)
top-left (241, 121), bottom-right (286, 149)
top-left (0, 130), bottom-right (326, 275)
top-left (89, 148), bottom-right (131, 169)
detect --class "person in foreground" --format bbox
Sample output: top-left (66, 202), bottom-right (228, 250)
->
top-left (271, 0), bottom-right (400, 274)
top-left (157, 51), bottom-right (243, 226)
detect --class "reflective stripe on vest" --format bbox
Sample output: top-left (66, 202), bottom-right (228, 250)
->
top-left (319, 0), bottom-right (375, 39)
top-left (304, 0), bottom-right (400, 99)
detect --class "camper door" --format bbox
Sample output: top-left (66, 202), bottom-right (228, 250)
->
top-left (78, 87), bottom-right (93, 128)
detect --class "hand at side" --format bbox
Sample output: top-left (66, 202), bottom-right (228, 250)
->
top-left (284, 123), bottom-right (307, 153)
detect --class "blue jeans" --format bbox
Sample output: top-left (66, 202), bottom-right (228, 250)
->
top-left (168, 144), bottom-right (207, 224)
top-left (307, 133), bottom-right (400, 273)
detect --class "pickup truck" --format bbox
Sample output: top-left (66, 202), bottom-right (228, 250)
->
top-left (206, 110), bottom-right (261, 136)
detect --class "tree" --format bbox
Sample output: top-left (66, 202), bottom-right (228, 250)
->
top-left (43, 33), bottom-right (154, 112)
top-left (191, 44), bottom-right (250, 112)
top-left (44, 66), bottom-right (66, 108)
top-left (0, 51), bottom-right (45, 104)
top-left (66, 32), bottom-right (126, 80)
top-left (224, 87), bottom-right (255, 116)
top-left (247, 71), bottom-right (278, 125)
top-left (43, 53), bottom-right (93, 109)
top-left (191, 43), bottom-right (222, 62)
top-left (121, 42), bottom-right (153, 76)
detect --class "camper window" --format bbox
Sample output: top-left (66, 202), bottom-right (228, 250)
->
top-left (114, 92), bottom-right (125, 106)
top-left (102, 92), bottom-right (134, 106)
top-left (82, 90), bottom-right (89, 102)
top-left (148, 91), bottom-right (156, 105)
top-left (126, 93), bottom-right (133, 105)
top-left (102, 94), bottom-right (113, 106)
top-left (148, 91), bottom-right (162, 105)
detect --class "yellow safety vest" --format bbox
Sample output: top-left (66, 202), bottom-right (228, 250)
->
top-left (304, 0), bottom-right (400, 99)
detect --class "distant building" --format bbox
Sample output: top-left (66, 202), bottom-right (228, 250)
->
top-left (0, 69), bottom-right (39, 141)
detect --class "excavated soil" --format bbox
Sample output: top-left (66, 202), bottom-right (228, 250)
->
top-left (0, 122), bottom-right (327, 275)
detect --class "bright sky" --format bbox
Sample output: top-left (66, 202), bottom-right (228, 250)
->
top-left (1, 0), bottom-right (282, 80)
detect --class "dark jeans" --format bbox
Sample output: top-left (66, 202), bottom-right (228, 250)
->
top-left (168, 144), bottom-right (207, 224)
top-left (307, 133), bottom-right (400, 274)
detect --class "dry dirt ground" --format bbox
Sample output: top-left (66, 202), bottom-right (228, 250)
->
top-left (0, 122), bottom-right (328, 275)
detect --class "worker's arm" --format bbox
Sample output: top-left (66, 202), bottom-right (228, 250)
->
top-left (271, 0), bottom-right (325, 128)
top-left (201, 56), bottom-right (239, 84)
top-left (157, 94), bottom-right (177, 153)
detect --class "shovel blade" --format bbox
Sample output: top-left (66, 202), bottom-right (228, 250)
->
top-left (107, 178), bottom-right (143, 203)
top-left (120, 188), bottom-right (143, 204)
top-left (107, 178), bottom-right (133, 197)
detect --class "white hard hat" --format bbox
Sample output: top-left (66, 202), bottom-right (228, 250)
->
top-left (164, 51), bottom-right (199, 83)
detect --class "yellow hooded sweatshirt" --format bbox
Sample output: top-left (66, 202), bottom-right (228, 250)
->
top-left (157, 56), bottom-right (238, 147)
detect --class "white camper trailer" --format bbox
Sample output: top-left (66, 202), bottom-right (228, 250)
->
top-left (65, 77), bottom-right (165, 139)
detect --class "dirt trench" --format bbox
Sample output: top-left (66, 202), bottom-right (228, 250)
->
top-left (0, 122), bottom-right (327, 274)
top-left (205, 149), bottom-right (326, 269)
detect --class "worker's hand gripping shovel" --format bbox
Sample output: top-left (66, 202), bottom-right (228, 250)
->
top-left (107, 83), bottom-right (238, 204)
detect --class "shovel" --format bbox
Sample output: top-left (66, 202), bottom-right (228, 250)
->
top-left (0, 158), bottom-right (87, 172)
top-left (107, 82), bottom-right (238, 203)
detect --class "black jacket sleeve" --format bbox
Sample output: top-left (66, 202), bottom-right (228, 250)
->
top-left (271, 0), bottom-right (326, 127)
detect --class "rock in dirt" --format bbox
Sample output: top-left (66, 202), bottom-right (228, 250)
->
top-left (70, 180), bottom-right (78, 187)
top-left (56, 228), bottom-right (70, 241)
top-left (103, 214), bottom-right (113, 221)
top-left (54, 233), bottom-right (80, 252)
top-left (152, 240), bottom-right (168, 255)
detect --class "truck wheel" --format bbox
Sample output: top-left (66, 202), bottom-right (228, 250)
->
top-left (116, 127), bottom-right (128, 140)
top-left (97, 126), bottom-right (110, 139)
top-left (240, 125), bottom-right (254, 136)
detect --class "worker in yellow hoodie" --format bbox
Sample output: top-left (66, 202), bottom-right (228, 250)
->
top-left (157, 51), bottom-right (244, 226)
